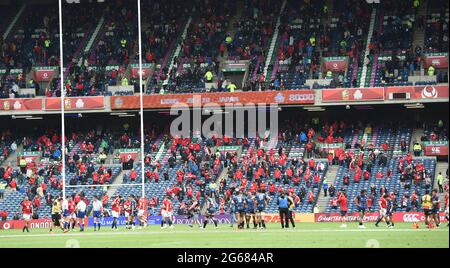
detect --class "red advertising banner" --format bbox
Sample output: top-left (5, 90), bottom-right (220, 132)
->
top-left (34, 67), bottom-right (57, 82)
top-left (111, 90), bottom-right (316, 109)
top-left (0, 99), bottom-right (42, 111)
top-left (322, 88), bottom-right (385, 102)
top-left (263, 213), bottom-right (315, 223)
top-left (45, 96), bottom-right (105, 110)
top-left (385, 85), bottom-right (449, 100)
top-left (422, 54), bottom-right (448, 69)
top-left (392, 212), bottom-right (447, 223)
top-left (17, 152), bottom-right (41, 165)
top-left (423, 142), bottom-right (448, 156)
top-left (0, 218), bottom-right (88, 230)
top-left (322, 57), bottom-right (348, 72)
top-left (315, 212), bottom-right (380, 222)
top-left (118, 149), bottom-right (140, 163)
top-left (315, 212), bottom-right (446, 222)
top-left (131, 67), bottom-right (152, 79)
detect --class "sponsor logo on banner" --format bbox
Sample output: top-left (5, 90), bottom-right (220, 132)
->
top-left (421, 86), bottom-right (438, 98)
top-left (422, 53), bottom-right (448, 69)
top-left (87, 214), bottom-right (231, 226)
top-left (315, 212), bottom-right (447, 222)
top-left (263, 213), bottom-right (314, 223)
top-left (315, 213), bottom-right (380, 222)
top-left (0, 99), bottom-right (42, 111)
top-left (17, 152), bottom-right (40, 165)
top-left (111, 90), bottom-right (315, 109)
top-left (393, 212), bottom-right (446, 223)
top-left (45, 97), bottom-right (105, 110)
top-left (34, 67), bottom-right (57, 82)
top-left (384, 85), bottom-right (449, 100)
top-left (0, 219), bottom-right (51, 229)
top-left (131, 64), bottom-right (153, 79)
top-left (322, 88), bottom-right (384, 102)
top-left (423, 141), bottom-right (448, 156)
top-left (322, 57), bottom-right (348, 72)
top-left (118, 149), bottom-right (140, 162)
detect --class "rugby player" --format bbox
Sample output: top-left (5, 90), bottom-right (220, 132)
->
top-left (161, 195), bottom-right (174, 229)
top-left (337, 190), bottom-right (348, 228)
top-left (229, 192), bottom-right (237, 228)
top-left (137, 196), bottom-right (148, 228)
top-left (375, 194), bottom-right (389, 227)
top-left (21, 196), bottom-right (33, 232)
top-left (421, 190), bottom-right (433, 228)
top-left (76, 197), bottom-right (87, 232)
top-left (202, 194), bottom-right (219, 229)
top-left (354, 189), bottom-right (367, 229)
top-left (385, 194), bottom-right (394, 228)
top-left (186, 196), bottom-right (202, 228)
top-left (50, 197), bottom-right (64, 233)
top-left (62, 197), bottom-right (70, 231)
top-left (68, 196), bottom-right (77, 231)
top-left (124, 196), bottom-right (132, 229)
top-left (92, 195), bottom-right (103, 231)
top-left (232, 190), bottom-right (246, 229)
top-left (255, 189), bottom-right (269, 229)
top-left (128, 195), bottom-right (138, 229)
top-left (245, 192), bottom-right (257, 229)
top-left (111, 195), bottom-right (121, 230)
top-left (431, 189), bottom-right (441, 227)
top-left (287, 192), bottom-right (296, 229)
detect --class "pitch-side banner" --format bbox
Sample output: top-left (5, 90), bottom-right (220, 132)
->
top-left (0, 99), bottom-right (42, 111)
top-left (322, 88), bottom-right (384, 102)
top-left (111, 90), bottom-right (315, 109)
top-left (0, 218), bottom-right (87, 230)
top-left (423, 141), bottom-right (448, 156)
top-left (86, 214), bottom-right (232, 227)
top-left (264, 213), bottom-right (315, 223)
top-left (45, 97), bottom-right (105, 110)
top-left (315, 212), bottom-right (446, 222)
top-left (385, 85), bottom-right (449, 100)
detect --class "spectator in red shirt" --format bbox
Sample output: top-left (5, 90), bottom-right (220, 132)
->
top-left (268, 182), bottom-right (276, 196)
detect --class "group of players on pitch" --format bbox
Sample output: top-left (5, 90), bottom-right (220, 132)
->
top-left (183, 189), bottom-right (270, 230)
top-left (19, 187), bottom-right (448, 233)
top-left (336, 188), bottom-right (448, 229)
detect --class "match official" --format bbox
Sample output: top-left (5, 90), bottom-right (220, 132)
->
top-left (277, 192), bottom-right (289, 229)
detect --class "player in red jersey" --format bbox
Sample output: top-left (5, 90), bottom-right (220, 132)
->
top-left (111, 195), bottom-right (121, 230)
top-left (137, 196), bottom-right (148, 228)
top-left (337, 191), bottom-right (348, 228)
top-left (375, 194), bottom-right (388, 227)
top-left (21, 196), bottom-right (33, 232)
top-left (67, 197), bottom-right (77, 231)
top-left (161, 195), bottom-right (174, 229)
top-left (124, 197), bottom-right (132, 229)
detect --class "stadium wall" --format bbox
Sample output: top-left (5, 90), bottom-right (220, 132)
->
top-left (0, 85), bottom-right (448, 115)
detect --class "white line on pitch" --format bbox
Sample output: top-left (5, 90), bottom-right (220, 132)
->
top-left (0, 228), bottom-right (448, 239)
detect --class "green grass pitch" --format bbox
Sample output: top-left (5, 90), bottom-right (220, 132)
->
top-left (0, 223), bottom-right (448, 248)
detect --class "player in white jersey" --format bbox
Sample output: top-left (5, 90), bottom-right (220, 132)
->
top-left (61, 197), bottom-right (69, 231)
top-left (76, 198), bottom-right (87, 232)
top-left (92, 196), bottom-right (103, 231)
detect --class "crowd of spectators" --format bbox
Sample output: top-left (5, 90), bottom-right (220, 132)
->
top-left (424, 0), bottom-right (449, 52)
